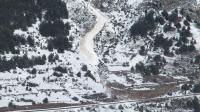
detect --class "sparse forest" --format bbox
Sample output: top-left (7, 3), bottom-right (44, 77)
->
top-left (0, 0), bottom-right (71, 54)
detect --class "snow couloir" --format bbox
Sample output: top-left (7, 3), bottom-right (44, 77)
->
top-left (79, 2), bottom-right (107, 65)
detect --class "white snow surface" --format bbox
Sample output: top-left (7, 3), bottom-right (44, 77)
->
top-left (80, 1), bottom-right (108, 65)
top-left (197, 0), bottom-right (200, 4)
top-left (2, 0), bottom-right (200, 110)
top-left (127, 0), bottom-right (143, 5)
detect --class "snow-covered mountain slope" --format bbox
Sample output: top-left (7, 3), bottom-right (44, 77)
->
top-left (79, 1), bottom-right (107, 65)
top-left (0, 0), bottom-right (106, 107)
top-left (1, 0), bottom-right (200, 111)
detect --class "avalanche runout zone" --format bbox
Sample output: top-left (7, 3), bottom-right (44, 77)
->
top-left (79, 2), bottom-right (107, 65)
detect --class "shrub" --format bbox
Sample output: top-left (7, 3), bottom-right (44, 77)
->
top-left (27, 82), bottom-right (39, 87)
top-left (118, 105), bottom-right (124, 110)
top-left (175, 22), bottom-right (181, 29)
top-left (192, 83), bottom-right (200, 93)
top-left (155, 16), bottom-right (165, 25)
top-left (8, 101), bottom-right (16, 109)
top-left (180, 8), bottom-right (186, 15)
top-left (72, 97), bottom-right (79, 101)
top-left (43, 98), bottom-right (49, 104)
top-left (163, 23), bottom-right (176, 32)
top-left (146, 64), bottom-right (159, 75)
top-left (53, 72), bottom-right (63, 77)
top-left (54, 66), bottom-right (67, 73)
top-left (130, 10), bottom-right (156, 37)
top-left (135, 62), bottom-right (145, 73)
top-left (27, 36), bottom-right (35, 47)
top-left (193, 97), bottom-right (200, 112)
top-left (179, 28), bottom-right (192, 40)
top-left (184, 20), bottom-right (190, 26)
top-left (178, 44), bottom-right (195, 54)
top-left (85, 70), bottom-right (96, 81)
top-left (32, 101), bottom-right (36, 105)
top-left (153, 55), bottom-right (167, 66)
top-left (139, 46), bottom-right (146, 56)
top-left (154, 34), bottom-right (173, 49)
top-left (47, 41), bottom-right (53, 51)
top-left (81, 65), bottom-right (88, 71)
top-left (181, 84), bottom-right (191, 91)
top-left (195, 55), bottom-right (200, 64)
top-left (168, 9), bottom-right (178, 23)
top-left (77, 72), bottom-right (81, 77)
top-left (186, 15), bottom-right (192, 22)
top-left (48, 53), bottom-right (59, 63)
top-left (162, 10), bottom-right (169, 20)
top-left (135, 61), bottom-right (161, 77)
top-left (31, 68), bottom-right (37, 74)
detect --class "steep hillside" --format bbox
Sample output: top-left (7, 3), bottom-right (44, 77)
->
top-left (0, 0), bottom-right (105, 107)
top-left (0, 0), bottom-right (200, 111)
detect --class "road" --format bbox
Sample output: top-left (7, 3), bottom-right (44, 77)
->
top-left (79, 1), bottom-right (107, 65)
top-left (9, 93), bottom-right (200, 112)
